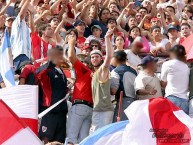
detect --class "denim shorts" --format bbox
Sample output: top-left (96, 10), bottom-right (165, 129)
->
top-left (166, 95), bottom-right (189, 114)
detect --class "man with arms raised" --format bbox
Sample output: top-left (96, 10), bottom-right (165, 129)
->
top-left (90, 29), bottom-right (114, 132)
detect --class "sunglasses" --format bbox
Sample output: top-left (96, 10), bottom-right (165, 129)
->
top-left (91, 45), bottom-right (98, 47)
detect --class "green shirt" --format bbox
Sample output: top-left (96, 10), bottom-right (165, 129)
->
top-left (92, 69), bottom-right (114, 112)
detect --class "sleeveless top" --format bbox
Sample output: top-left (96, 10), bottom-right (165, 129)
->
top-left (92, 69), bottom-right (114, 112)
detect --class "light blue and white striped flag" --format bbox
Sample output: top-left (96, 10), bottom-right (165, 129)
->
top-left (79, 121), bottom-right (128, 145)
top-left (0, 28), bottom-right (15, 87)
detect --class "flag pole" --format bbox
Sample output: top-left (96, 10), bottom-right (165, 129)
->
top-left (38, 93), bottom-right (69, 119)
top-left (117, 91), bottom-right (123, 122)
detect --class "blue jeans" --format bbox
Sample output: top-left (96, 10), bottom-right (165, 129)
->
top-left (66, 104), bottom-right (92, 144)
top-left (166, 95), bottom-right (189, 114)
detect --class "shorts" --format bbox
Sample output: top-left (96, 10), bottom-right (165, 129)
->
top-left (39, 111), bottom-right (67, 143)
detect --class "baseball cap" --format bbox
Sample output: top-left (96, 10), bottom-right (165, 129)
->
top-left (6, 17), bottom-right (15, 21)
top-left (140, 55), bottom-right (158, 66)
top-left (91, 25), bottom-right (102, 32)
top-left (90, 50), bottom-right (103, 57)
top-left (15, 60), bottom-right (32, 74)
top-left (73, 20), bottom-right (86, 27)
top-left (167, 25), bottom-right (178, 32)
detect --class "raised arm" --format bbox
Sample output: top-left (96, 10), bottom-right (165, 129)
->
top-left (19, 0), bottom-right (30, 20)
top-left (67, 35), bottom-right (77, 65)
top-left (34, 10), bottom-right (51, 25)
top-left (54, 13), bottom-right (69, 43)
top-left (0, 0), bottom-right (14, 16)
top-left (28, 11), bottom-right (35, 32)
top-left (76, 0), bottom-right (87, 11)
top-left (159, 8), bottom-right (168, 31)
top-left (80, 0), bottom-right (93, 25)
top-left (50, 0), bottom-right (63, 14)
top-left (150, 1), bottom-right (158, 17)
top-left (99, 29), bottom-right (114, 82)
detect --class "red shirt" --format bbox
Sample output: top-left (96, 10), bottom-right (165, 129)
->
top-left (77, 36), bottom-right (86, 49)
top-left (179, 37), bottom-right (185, 45)
top-left (19, 64), bottom-right (37, 83)
top-left (31, 32), bottom-right (54, 60)
top-left (58, 3), bottom-right (74, 26)
top-left (73, 60), bottom-right (93, 104)
top-left (63, 69), bottom-right (71, 78)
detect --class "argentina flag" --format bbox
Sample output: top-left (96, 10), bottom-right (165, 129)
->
top-left (0, 28), bottom-right (15, 87)
top-left (79, 121), bottom-right (128, 145)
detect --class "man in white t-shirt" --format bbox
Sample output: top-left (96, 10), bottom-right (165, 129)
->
top-left (161, 45), bottom-right (190, 114)
top-left (125, 37), bottom-right (142, 68)
top-left (134, 55), bottom-right (163, 100)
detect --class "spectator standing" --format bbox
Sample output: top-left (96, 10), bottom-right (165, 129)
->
top-left (10, 0), bottom-right (31, 70)
top-left (110, 50), bottom-right (137, 122)
top-left (38, 46), bottom-right (68, 144)
top-left (167, 25), bottom-right (179, 47)
top-left (134, 55), bottom-right (163, 100)
top-left (67, 32), bottom-right (93, 145)
top-left (90, 29), bottom-right (114, 132)
top-left (74, 19), bottom-right (86, 49)
top-left (125, 37), bottom-right (143, 69)
top-left (161, 45), bottom-right (190, 114)
top-left (177, 23), bottom-right (191, 44)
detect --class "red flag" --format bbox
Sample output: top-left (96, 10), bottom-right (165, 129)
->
top-left (0, 100), bottom-right (42, 145)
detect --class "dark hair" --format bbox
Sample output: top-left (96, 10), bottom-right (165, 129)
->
top-left (181, 23), bottom-right (191, 29)
top-left (66, 29), bottom-right (78, 40)
top-left (37, 1), bottom-right (44, 6)
top-left (183, 5), bottom-right (193, 18)
top-left (150, 25), bottom-right (161, 33)
top-left (38, 24), bottom-right (51, 37)
top-left (109, 2), bottom-right (119, 10)
top-left (166, 6), bottom-right (175, 13)
top-left (113, 50), bottom-right (127, 63)
top-left (99, 8), bottom-right (110, 20)
top-left (114, 35), bottom-right (125, 43)
top-left (54, 45), bottom-right (64, 51)
top-left (107, 17), bottom-right (117, 25)
top-left (89, 39), bottom-right (102, 51)
top-left (48, 16), bottom-right (59, 23)
top-left (169, 45), bottom-right (186, 61)
top-left (138, 7), bottom-right (149, 13)
top-left (129, 26), bottom-right (141, 43)
top-left (111, 10), bottom-right (119, 15)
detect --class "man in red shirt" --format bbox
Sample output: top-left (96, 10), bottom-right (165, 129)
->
top-left (74, 20), bottom-right (86, 50)
top-left (29, 11), bottom-right (55, 62)
top-left (67, 31), bottom-right (93, 145)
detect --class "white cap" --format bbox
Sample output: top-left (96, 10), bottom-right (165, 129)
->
top-left (90, 50), bottom-right (103, 57)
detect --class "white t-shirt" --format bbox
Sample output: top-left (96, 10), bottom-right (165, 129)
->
top-left (11, 16), bottom-right (31, 59)
top-left (125, 49), bottom-right (142, 68)
top-left (134, 71), bottom-right (163, 100)
top-left (149, 38), bottom-right (169, 51)
top-left (161, 59), bottom-right (190, 99)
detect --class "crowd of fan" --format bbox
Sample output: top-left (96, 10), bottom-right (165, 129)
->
top-left (1, 0), bottom-right (193, 144)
